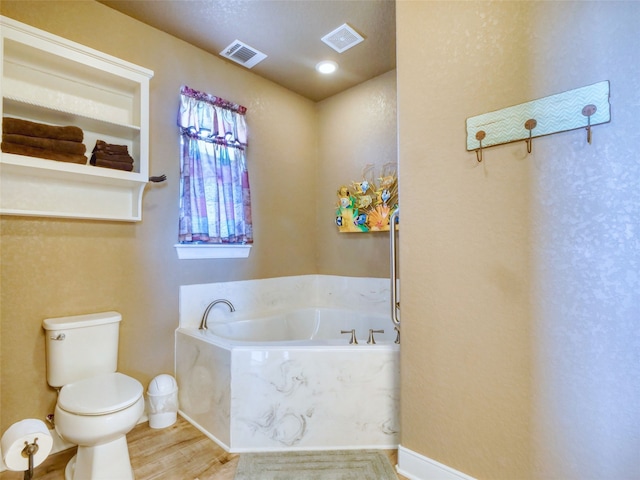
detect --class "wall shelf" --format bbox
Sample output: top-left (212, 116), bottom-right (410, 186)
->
top-left (0, 16), bottom-right (154, 221)
top-left (4, 97), bottom-right (142, 140)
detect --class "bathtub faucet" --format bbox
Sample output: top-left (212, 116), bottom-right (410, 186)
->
top-left (199, 299), bottom-right (235, 330)
top-left (340, 329), bottom-right (358, 344)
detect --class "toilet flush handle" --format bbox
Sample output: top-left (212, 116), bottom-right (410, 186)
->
top-left (50, 333), bottom-right (65, 341)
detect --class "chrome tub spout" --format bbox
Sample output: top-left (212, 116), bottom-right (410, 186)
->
top-left (199, 299), bottom-right (235, 330)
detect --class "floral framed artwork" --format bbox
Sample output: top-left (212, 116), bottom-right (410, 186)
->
top-left (335, 163), bottom-right (398, 233)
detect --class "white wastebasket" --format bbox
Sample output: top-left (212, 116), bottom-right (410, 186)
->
top-left (147, 374), bottom-right (178, 429)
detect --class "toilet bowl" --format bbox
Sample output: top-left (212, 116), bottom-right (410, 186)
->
top-left (43, 312), bottom-right (143, 480)
top-left (54, 372), bottom-right (144, 480)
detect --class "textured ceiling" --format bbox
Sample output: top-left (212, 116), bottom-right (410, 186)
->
top-left (98, 0), bottom-right (396, 102)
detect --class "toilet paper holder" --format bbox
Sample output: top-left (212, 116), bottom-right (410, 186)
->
top-left (21, 438), bottom-right (41, 480)
top-left (1, 419), bottom-right (53, 480)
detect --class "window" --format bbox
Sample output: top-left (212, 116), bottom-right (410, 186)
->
top-left (177, 86), bottom-right (253, 247)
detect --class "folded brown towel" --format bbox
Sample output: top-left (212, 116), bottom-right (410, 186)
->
top-left (93, 139), bottom-right (129, 154)
top-left (3, 117), bottom-right (84, 143)
top-left (3, 133), bottom-right (86, 155)
top-left (91, 158), bottom-right (134, 172)
top-left (90, 150), bottom-right (134, 164)
top-left (1, 141), bottom-right (88, 164)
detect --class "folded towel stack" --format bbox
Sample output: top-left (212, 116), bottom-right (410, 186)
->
top-left (2, 117), bottom-right (87, 164)
top-left (90, 140), bottom-right (135, 172)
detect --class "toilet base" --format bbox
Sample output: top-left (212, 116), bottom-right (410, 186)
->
top-left (65, 435), bottom-right (134, 480)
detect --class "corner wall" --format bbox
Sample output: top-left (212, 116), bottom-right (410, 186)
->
top-left (316, 70), bottom-right (398, 278)
top-left (397, 1), bottom-right (640, 479)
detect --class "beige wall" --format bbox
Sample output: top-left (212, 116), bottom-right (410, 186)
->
top-left (316, 70), bottom-right (398, 278)
top-left (0, 1), bottom-right (398, 433)
top-left (6, 2), bottom-right (636, 479)
top-left (397, 1), bottom-right (639, 479)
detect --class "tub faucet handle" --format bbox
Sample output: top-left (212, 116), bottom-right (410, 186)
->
top-left (367, 329), bottom-right (385, 345)
top-left (340, 329), bottom-right (358, 345)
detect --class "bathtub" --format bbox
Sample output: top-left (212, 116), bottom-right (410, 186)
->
top-left (175, 307), bottom-right (399, 452)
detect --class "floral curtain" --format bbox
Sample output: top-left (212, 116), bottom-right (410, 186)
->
top-left (177, 85), bottom-right (252, 244)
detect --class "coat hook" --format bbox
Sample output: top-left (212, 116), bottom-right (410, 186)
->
top-left (582, 104), bottom-right (597, 145)
top-left (475, 130), bottom-right (486, 162)
top-left (149, 174), bottom-right (167, 183)
top-left (524, 119), bottom-right (537, 154)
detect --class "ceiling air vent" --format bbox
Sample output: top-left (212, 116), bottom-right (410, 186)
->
top-left (321, 23), bottom-right (364, 53)
top-left (220, 40), bottom-right (267, 69)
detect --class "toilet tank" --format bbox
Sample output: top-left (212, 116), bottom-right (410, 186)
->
top-left (43, 311), bottom-right (122, 388)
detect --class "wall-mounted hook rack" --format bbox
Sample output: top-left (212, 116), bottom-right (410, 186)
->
top-left (466, 81), bottom-right (610, 162)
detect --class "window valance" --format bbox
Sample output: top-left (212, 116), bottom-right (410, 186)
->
top-left (178, 85), bottom-right (248, 148)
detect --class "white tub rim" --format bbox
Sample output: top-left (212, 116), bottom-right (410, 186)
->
top-left (176, 306), bottom-right (398, 349)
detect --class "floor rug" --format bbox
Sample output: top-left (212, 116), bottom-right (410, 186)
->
top-left (234, 449), bottom-right (397, 480)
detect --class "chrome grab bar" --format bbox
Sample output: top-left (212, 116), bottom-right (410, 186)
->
top-left (390, 208), bottom-right (400, 326)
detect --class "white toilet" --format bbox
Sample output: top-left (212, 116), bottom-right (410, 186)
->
top-left (43, 311), bottom-right (144, 480)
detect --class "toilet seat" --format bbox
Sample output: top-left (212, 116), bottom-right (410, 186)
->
top-left (58, 372), bottom-right (143, 416)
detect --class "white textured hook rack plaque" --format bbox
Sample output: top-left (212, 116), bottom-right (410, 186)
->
top-left (466, 80), bottom-right (610, 152)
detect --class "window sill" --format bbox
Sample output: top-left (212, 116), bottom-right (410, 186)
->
top-left (174, 244), bottom-right (252, 259)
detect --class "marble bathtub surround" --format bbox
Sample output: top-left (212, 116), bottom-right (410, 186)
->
top-left (176, 275), bottom-right (399, 452)
top-left (179, 275), bottom-right (392, 329)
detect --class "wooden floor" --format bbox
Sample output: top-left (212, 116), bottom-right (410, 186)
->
top-left (0, 416), bottom-right (407, 479)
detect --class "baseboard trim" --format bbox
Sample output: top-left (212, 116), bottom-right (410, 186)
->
top-left (397, 445), bottom-right (476, 480)
top-left (177, 410), bottom-right (231, 452)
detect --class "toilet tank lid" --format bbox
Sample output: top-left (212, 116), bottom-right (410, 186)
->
top-left (43, 311), bottom-right (122, 331)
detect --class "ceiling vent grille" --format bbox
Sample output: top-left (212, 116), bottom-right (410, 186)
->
top-left (220, 40), bottom-right (267, 69)
top-left (321, 23), bottom-right (364, 53)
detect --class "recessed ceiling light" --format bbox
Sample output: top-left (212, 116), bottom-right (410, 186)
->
top-left (315, 60), bottom-right (338, 74)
